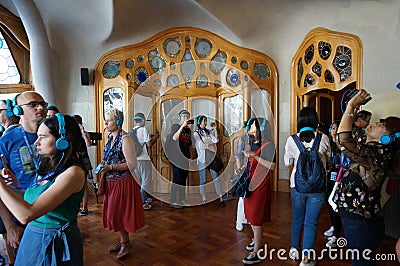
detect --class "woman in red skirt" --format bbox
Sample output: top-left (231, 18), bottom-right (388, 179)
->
top-left (99, 108), bottom-right (145, 260)
top-left (242, 118), bottom-right (276, 264)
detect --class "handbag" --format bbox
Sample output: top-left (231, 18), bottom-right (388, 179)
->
top-left (208, 153), bottom-right (224, 172)
top-left (96, 172), bottom-right (106, 196)
top-left (231, 170), bottom-right (250, 198)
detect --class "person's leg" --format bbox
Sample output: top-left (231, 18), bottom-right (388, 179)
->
top-left (81, 185), bottom-right (89, 211)
top-left (209, 168), bottom-right (223, 198)
top-left (177, 167), bottom-right (188, 203)
top-left (198, 162), bottom-right (207, 201)
top-left (341, 217), bottom-right (385, 266)
top-left (290, 188), bottom-right (306, 250)
top-left (396, 239), bottom-right (400, 263)
top-left (236, 197), bottom-right (247, 230)
top-left (302, 192), bottom-right (325, 262)
top-left (116, 230), bottom-right (130, 259)
top-left (140, 160), bottom-right (152, 204)
top-left (170, 164), bottom-right (180, 203)
top-left (252, 225), bottom-right (263, 253)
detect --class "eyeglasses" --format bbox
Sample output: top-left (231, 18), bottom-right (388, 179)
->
top-left (19, 101), bottom-right (48, 108)
top-left (0, 109), bottom-right (7, 112)
top-left (361, 118), bottom-right (371, 125)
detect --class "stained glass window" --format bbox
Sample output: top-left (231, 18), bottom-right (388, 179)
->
top-left (0, 31), bottom-right (20, 84)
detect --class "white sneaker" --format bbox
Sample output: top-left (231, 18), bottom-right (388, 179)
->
top-left (326, 236), bottom-right (337, 248)
top-left (143, 202), bottom-right (152, 210)
top-left (289, 247), bottom-right (299, 260)
top-left (323, 226), bottom-right (334, 237)
top-left (299, 260), bottom-right (316, 266)
top-left (236, 223), bottom-right (243, 231)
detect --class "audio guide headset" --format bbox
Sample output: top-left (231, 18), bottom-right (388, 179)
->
top-left (116, 111), bottom-right (123, 127)
top-left (245, 118), bottom-right (256, 131)
top-left (178, 110), bottom-right (190, 121)
top-left (12, 94), bottom-right (23, 116)
top-left (55, 113), bottom-right (70, 150)
top-left (6, 99), bottom-right (14, 118)
top-left (380, 132), bottom-right (400, 145)
top-left (260, 118), bottom-right (267, 132)
top-left (0, 125), bottom-right (4, 133)
top-left (197, 115), bottom-right (206, 126)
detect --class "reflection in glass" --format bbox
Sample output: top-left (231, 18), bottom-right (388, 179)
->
top-left (0, 31), bottom-right (21, 84)
top-left (223, 95), bottom-right (243, 136)
top-left (103, 88), bottom-right (124, 119)
top-left (192, 99), bottom-right (215, 126)
top-left (134, 94), bottom-right (153, 133)
top-left (251, 89), bottom-right (271, 120)
top-left (297, 58), bottom-right (303, 87)
top-left (304, 44), bottom-right (314, 64)
top-left (333, 45), bottom-right (352, 81)
top-left (161, 99), bottom-right (184, 141)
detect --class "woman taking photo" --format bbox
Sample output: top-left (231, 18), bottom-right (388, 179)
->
top-left (242, 118), bottom-right (276, 265)
top-left (193, 115), bottom-right (224, 206)
top-left (284, 107), bottom-right (330, 266)
top-left (0, 114), bottom-right (86, 265)
top-left (100, 108), bottom-right (145, 260)
top-left (335, 89), bottom-right (400, 266)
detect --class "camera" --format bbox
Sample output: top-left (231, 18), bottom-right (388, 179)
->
top-left (88, 132), bottom-right (102, 146)
top-left (347, 89), bottom-right (372, 105)
top-left (187, 119), bottom-right (194, 125)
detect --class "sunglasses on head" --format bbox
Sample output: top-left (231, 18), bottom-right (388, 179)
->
top-left (20, 101), bottom-right (48, 108)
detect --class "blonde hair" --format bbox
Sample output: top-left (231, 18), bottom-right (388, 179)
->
top-left (105, 108), bottom-right (123, 124)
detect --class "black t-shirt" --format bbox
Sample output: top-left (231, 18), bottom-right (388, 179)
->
top-left (165, 124), bottom-right (192, 169)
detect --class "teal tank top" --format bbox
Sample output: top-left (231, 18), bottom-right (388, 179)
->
top-left (24, 171), bottom-right (85, 229)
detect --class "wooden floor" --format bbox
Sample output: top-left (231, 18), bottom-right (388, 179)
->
top-left (78, 191), bottom-right (399, 266)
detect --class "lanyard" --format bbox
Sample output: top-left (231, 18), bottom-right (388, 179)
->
top-left (103, 131), bottom-right (120, 161)
top-left (19, 127), bottom-right (38, 170)
top-left (30, 165), bottom-right (68, 187)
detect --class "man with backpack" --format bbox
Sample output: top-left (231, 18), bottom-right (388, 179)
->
top-left (129, 112), bottom-right (159, 210)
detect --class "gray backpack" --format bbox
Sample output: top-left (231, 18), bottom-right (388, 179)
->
top-left (128, 127), bottom-right (145, 156)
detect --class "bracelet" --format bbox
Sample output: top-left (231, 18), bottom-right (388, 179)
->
top-left (110, 164), bottom-right (113, 171)
top-left (343, 112), bottom-right (354, 118)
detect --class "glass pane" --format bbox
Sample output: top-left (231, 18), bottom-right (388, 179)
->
top-left (134, 94), bottom-right (153, 133)
top-left (223, 95), bottom-right (243, 136)
top-left (192, 98), bottom-right (215, 127)
top-left (250, 89), bottom-right (271, 119)
top-left (103, 88), bottom-right (124, 119)
top-left (161, 98), bottom-right (184, 141)
top-left (0, 31), bottom-right (21, 84)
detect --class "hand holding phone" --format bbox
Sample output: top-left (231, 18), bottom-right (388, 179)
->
top-left (93, 163), bottom-right (104, 174)
top-left (347, 89), bottom-right (372, 105)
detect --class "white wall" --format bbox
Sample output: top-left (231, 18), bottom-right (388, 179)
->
top-left (2, 0), bottom-right (400, 183)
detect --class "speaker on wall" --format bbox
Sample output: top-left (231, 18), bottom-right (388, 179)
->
top-left (80, 67), bottom-right (89, 86)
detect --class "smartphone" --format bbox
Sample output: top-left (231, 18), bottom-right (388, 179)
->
top-left (187, 119), bottom-right (194, 125)
top-left (1, 154), bottom-right (7, 171)
top-left (347, 89), bottom-right (372, 105)
top-left (210, 122), bottom-right (216, 127)
top-left (93, 163), bottom-right (104, 174)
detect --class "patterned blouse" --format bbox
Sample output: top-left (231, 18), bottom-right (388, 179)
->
top-left (334, 131), bottom-right (390, 220)
top-left (103, 131), bottom-right (131, 181)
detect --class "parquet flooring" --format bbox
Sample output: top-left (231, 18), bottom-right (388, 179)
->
top-left (79, 192), bottom-right (399, 265)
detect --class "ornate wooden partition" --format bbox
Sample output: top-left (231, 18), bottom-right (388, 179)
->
top-left (290, 27), bottom-right (362, 133)
top-left (94, 27), bottom-right (279, 195)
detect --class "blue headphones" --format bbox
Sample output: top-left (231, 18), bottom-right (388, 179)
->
top-left (245, 118), bottom-right (255, 131)
top-left (12, 94), bottom-right (23, 116)
top-left (197, 115), bottom-right (206, 125)
top-left (55, 113), bottom-right (69, 150)
top-left (178, 110), bottom-right (190, 121)
top-left (5, 99), bottom-right (14, 117)
top-left (0, 125), bottom-right (4, 133)
top-left (328, 120), bottom-right (340, 134)
top-left (133, 115), bottom-right (145, 121)
top-left (116, 111), bottom-right (123, 127)
top-left (380, 132), bottom-right (400, 145)
top-left (260, 118), bottom-right (267, 132)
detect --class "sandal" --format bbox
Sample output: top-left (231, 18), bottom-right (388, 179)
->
top-left (107, 241), bottom-right (121, 252)
top-left (116, 241), bottom-right (131, 260)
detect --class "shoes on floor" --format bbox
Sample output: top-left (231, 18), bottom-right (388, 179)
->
top-left (242, 251), bottom-right (261, 264)
top-left (289, 247), bottom-right (299, 260)
top-left (179, 200), bottom-right (189, 206)
top-left (116, 241), bottom-right (131, 260)
top-left (143, 202), bottom-right (152, 210)
top-left (299, 260), bottom-right (316, 266)
top-left (323, 226), bottom-right (334, 237)
top-left (202, 200), bottom-right (207, 206)
top-left (145, 197), bottom-right (153, 203)
top-left (79, 209), bottom-right (88, 216)
top-left (326, 236), bottom-right (337, 248)
top-left (236, 223), bottom-right (243, 231)
top-left (169, 203), bottom-right (183, 209)
top-left (220, 200), bottom-right (226, 207)
top-left (108, 241), bottom-right (121, 252)
top-left (246, 239), bottom-right (255, 251)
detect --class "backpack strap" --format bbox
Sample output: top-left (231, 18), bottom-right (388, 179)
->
top-left (291, 134), bottom-right (305, 152)
top-left (256, 141), bottom-right (271, 154)
top-left (311, 133), bottom-right (322, 152)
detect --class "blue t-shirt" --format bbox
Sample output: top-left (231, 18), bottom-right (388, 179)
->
top-left (0, 127), bottom-right (38, 189)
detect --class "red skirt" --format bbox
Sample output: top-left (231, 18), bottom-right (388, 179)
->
top-left (102, 175), bottom-right (145, 232)
top-left (244, 173), bottom-right (271, 226)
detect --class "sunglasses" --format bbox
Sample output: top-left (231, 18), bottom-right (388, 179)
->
top-left (19, 101), bottom-right (48, 108)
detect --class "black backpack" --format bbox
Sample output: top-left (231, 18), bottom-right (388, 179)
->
top-left (128, 127), bottom-right (145, 156)
top-left (292, 132), bottom-right (326, 193)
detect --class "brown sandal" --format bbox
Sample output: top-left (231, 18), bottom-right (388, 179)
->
top-left (107, 241), bottom-right (121, 252)
top-left (116, 241), bottom-right (131, 260)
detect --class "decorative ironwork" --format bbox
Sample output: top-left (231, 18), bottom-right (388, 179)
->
top-left (304, 44), bottom-right (314, 64)
top-left (318, 41), bottom-right (331, 60)
top-left (333, 45), bottom-right (352, 81)
top-left (324, 70), bottom-right (334, 83)
top-left (312, 61), bottom-right (322, 77)
top-left (303, 73), bottom-right (315, 87)
top-left (297, 58), bottom-right (303, 87)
